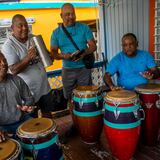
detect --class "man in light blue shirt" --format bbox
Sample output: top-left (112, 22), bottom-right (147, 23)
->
top-left (50, 3), bottom-right (96, 100)
top-left (104, 33), bottom-right (159, 91)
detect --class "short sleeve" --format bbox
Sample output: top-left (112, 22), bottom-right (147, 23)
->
top-left (106, 55), bottom-right (120, 75)
top-left (1, 42), bottom-right (20, 65)
top-left (50, 30), bottom-right (58, 47)
top-left (84, 24), bottom-right (94, 41)
top-left (146, 52), bottom-right (156, 69)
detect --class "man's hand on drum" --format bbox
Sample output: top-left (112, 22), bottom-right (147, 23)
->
top-left (110, 85), bottom-right (124, 91)
top-left (17, 105), bottom-right (36, 113)
top-left (140, 71), bottom-right (153, 80)
top-left (0, 130), bottom-right (6, 142)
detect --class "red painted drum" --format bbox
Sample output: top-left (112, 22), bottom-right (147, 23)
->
top-left (72, 85), bottom-right (103, 144)
top-left (17, 118), bottom-right (64, 160)
top-left (104, 90), bottom-right (143, 160)
top-left (0, 139), bottom-right (22, 160)
top-left (135, 83), bottom-right (160, 146)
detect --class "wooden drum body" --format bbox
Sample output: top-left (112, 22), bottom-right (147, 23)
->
top-left (72, 85), bottom-right (103, 144)
top-left (135, 83), bottom-right (160, 146)
top-left (17, 118), bottom-right (64, 160)
top-left (0, 139), bottom-right (22, 160)
top-left (104, 90), bottom-right (143, 160)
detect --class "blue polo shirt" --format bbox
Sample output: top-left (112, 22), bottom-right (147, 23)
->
top-left (50, 22), bottom-right (94, 68)
top-left (106, 50), bottom-right (156, 90)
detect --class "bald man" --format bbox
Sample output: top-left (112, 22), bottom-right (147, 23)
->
top-left (50, 3), bottom-right (97, 101)
top-left (1, 14), bottom-right (54, 117)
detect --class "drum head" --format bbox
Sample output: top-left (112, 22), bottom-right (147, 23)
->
top-left (17, 118), bottom-right (56, 138)
top-left (0, 139), bottom-right (19, 160)
top-left (135, 83), bottom-right (160, 94)
top-left (75, 85), bottom-right (99, 92)
top-left (73, 85), bottom-right (99, 97)
top-left (105, 89), bottom-right (137, 103)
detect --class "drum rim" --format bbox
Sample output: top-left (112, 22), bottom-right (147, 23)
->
top-left (104, 98), bottom-right (138, 104)
top-left (135, 83), bottom-right (160, 94)
top-left (73, 90), bottom-right (100, 96)
top-left (135, 90), bottom-right (160, 94)
top-left (0, 139), bottom-right (21, 160)
top-left (17, 119), bottom-right (57, 139)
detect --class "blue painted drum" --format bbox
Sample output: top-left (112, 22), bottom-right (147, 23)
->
top-left (72, 85), bottom-right (103, 144)
top-left (0, 139), bottom-right (22, 160)
top-left (16, 118), bottom-right (64, 160)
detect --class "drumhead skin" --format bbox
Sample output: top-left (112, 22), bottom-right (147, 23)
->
top-left (73, 85), bottom-right (100, 97)
top-left (0, 139), bottom-right (20, 160)
top-left (74, 85), bottom-right (99, 92)
top-left (17, 118), bottom-right (56, 138)
top-left (105, 89), bottom-right (137, 103)
top-left (135, 83), bottom-right (160, 94)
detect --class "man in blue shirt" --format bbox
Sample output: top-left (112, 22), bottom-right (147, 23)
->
top-left (50, 3), bottom-right (96, 100)
top-left (104, 33), bottom-right (159, 91)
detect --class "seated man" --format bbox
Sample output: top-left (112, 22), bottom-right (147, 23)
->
top-left (104, 33), bottom-right (159, 91)
top-left (0, 52), bottom-right (35, 142)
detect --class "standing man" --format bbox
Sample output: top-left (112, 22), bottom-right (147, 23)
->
top-left (2, 14), bottom-right (52, 117)
top-left (104, 33), bottom-right (159, 91)
top-left (50, 3), bottom-right (97, 102)
top-left (0, 52), bottom-right (34, 142)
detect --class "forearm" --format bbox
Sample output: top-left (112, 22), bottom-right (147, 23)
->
top-left (104, 73), bottom-right (115, 88)
top-left (9, 56), bottom-right (30, 75)
top-left (53, 52), bottom-right (68, 60)
top-left (84, 45), bottom-right (97, 55)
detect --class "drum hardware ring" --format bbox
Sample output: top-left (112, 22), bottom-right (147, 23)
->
top-left (139, 108), bottom-right (145, 120)
top-left (156, 100), bottom-right (160, 109)
top-left (73, 90), bottom-right (99, 97)
top-left (17, 125), bottom-right (57, 139)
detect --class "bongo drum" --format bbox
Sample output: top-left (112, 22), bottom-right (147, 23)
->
top-left (0, 139), bottom-right (22, 160)
top-left (135, 83), bottom-right (160, 146)
top-left (72, 85), bottom-right (103, 144)
top-left (104, 90), bottom-right (143, 160)
top-left (17, 118), bottom-right (64, 160)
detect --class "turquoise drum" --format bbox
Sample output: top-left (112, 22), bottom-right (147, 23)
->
top-left (72, 85), bottom-right (103, 144)
top-left (17, 118), bottom-right (64, 160)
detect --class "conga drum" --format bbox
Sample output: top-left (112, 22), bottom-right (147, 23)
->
top-left (135, 83), bottom-right (160, 146)
top-left (0, 139), bottom-right (22, 160)
top-left (104, 90), bottom-right (143, 160)
top-left (72, 85), bottom-right (103, 144)
top-left (17, 118), bottom-right (64, 160)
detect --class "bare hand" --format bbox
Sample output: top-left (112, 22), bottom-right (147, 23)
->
top-left (62, 53), bottom-right (73, 60)
top-left (72, 50), bottom-right (86, 61)
top-left (17, 105), bottom-right (36, 113)
top-left (110, 85), bottom-right (124, 91)
top-left (140, 71), bottom-right (153, 80)
top-left (0, 131), bottom-right (6, 142)
top-left (27, 46), bottom-right (38, 61)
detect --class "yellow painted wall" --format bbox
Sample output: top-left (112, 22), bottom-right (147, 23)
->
top-left (0, 7), bottom-right (98, 71)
